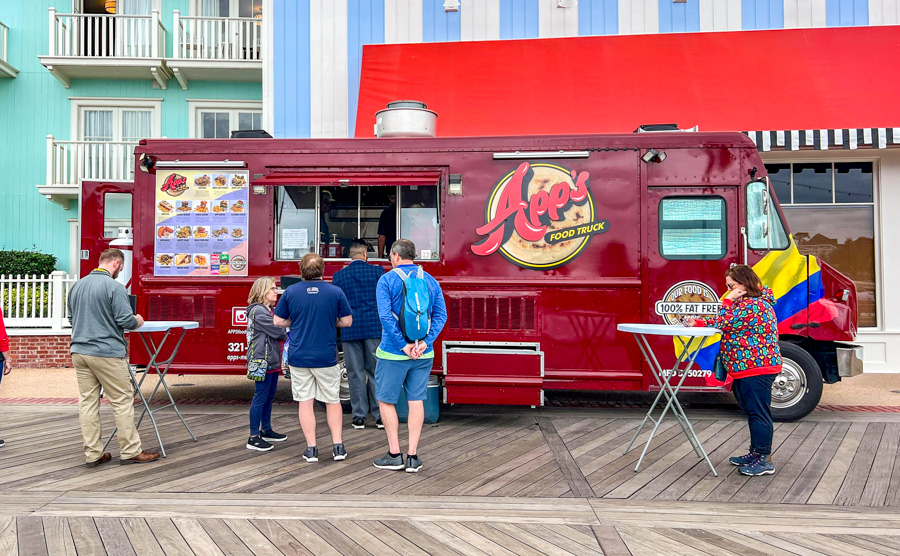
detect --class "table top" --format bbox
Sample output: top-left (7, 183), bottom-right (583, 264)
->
top-left (132, 321), bottom-right (200, 333)
top-left (617, 323), bottom-right (721, 337)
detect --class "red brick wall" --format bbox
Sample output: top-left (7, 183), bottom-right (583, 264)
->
top-left (9, 336), bottom-right (73, 368)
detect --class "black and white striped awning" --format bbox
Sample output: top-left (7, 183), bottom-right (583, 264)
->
top-left (744, 128), bottom-right (900, 151)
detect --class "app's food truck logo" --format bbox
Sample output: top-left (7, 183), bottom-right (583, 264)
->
top-left (656, 281), bottom-right (721, 325)
top-left (471, 162), bottom-right (609, 269)
top-left (160, 173), bottom-right (189, 196)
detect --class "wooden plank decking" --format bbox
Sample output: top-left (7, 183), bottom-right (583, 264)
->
top-left (1, 403), bottom-right (899, 554)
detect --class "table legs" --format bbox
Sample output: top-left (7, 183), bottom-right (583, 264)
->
top-left (103, 328), bottom-right (197, 458)
top-left (624, 333), bottom-right (718, 477)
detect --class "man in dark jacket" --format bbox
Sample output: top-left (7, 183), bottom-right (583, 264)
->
top-left (333, 242), bottom-right (385, 429)
top-left (68, 249), bottom-right (159, 467)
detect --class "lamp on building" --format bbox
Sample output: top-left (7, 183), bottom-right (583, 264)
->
top-left (443, 0), bottom-right (460, 12)
top-left (104, 0), bottom-right (117, 14)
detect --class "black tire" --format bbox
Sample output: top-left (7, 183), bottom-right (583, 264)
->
top-left (770, 342), bottom-right (823, 422)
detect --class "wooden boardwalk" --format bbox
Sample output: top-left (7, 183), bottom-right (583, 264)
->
top-left (1, 403), bottom-right (899, 555)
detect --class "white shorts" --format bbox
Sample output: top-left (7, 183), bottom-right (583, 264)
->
top-left (289, 364), bottom-right (341, 404)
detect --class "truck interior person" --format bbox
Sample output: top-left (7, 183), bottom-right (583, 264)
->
top-left (373, 239), bottom-right (447, 473)
top-left (245, 276), bottom-right (288, 452)
top-left (377, 193), bottom-right (397, 258)
top-left (274, 253), bottom-right (353, 463)
top-left (0, 306), bottom-right (10, 448)
top-left (68, 248), bottom-right (159, 467)
top-left (333, 241), bottom-right (385, 430)
top-left (684, 265), bottom-right (782, 477)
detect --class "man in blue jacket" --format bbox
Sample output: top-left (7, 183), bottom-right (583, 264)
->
top-left (333, 242), bottom-right (385, 430)
top-left (373, 239), bottom-right (447, 473)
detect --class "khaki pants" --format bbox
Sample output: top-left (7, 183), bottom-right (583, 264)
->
top-left (73, 353), bottom-right (142, 462)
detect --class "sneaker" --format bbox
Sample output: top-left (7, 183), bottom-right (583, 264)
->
top-left (302, 446), bottom-right (319, 462)
top-left (375, 418), bottom-right (385, 429)
top-left (406, 454), bottom-right (423, 473)
top-left (739, 455), bottom-right (775, 476)
top-left (729, 452), bottom-right (760, 466)
top-left (333, 443), bottom-right (347, 461)
top-left (352, 418), bottom-right (365, 429)
top-left (0, 439), bottom-right (5, 448)
top-left (373, 452), bottom-right (405, 470)
top-left (246, 436), bottom-right (274, 452)
top-left (261, 430), bottom-right (287, 442)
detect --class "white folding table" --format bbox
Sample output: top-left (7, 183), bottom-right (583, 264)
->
top-left (104, 320), bottom-right (199, 458)
top-left (617, 323), bottom-right (720, 476)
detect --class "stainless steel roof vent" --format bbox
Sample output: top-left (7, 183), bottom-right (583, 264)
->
top-left (374, 101), bottom-right (438, 138)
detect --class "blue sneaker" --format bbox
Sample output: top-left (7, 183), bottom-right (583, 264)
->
top-left (729, 452), bottom-right (760, 466)
top-left (739, 455), bottom-right (775, 476)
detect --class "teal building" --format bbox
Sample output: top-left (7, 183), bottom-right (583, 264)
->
top-left (0, 0), bottom-right (263, 273)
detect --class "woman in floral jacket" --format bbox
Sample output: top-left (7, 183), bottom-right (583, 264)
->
top-left (685, 265), bottom-right (781, 477)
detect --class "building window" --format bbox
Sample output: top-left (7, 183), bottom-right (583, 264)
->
top-left (188, 100), bottom-right (263, 138)
top-left (659, 197), bottom-right (727, 260)
top-left (275, 185), bottom-right (440, 261)
top-left (766, 162), bottom-right (877, 328)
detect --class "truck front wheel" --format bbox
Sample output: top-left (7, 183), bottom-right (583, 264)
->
top-left (770, 342), bottom-right (823, 421)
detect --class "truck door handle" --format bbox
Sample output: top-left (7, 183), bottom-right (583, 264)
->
top-left (790, 322), bottom-right (821, 330)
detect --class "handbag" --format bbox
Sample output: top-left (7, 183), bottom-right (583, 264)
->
top-left (713, 352), bottom-right (728, 382)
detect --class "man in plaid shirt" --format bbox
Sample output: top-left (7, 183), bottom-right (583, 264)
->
top-left (333, 242), bottom-right (386, 429)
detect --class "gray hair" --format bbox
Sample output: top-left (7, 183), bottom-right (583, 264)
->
top-left (390, 239), bottom-right (416, 261)
top-left (349, 243), bottom-right (367, 259)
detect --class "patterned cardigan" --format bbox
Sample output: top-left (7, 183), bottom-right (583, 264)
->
top-left (696, 287), bottom-right (783, 379)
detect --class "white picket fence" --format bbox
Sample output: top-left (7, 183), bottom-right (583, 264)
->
top-left (0, 272), bottom-right (75, 332)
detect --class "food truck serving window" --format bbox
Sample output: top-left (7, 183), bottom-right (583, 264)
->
top-left (659, 197), bottom-right (727, 260)
top-left (275, 184), bottom-right (439, 261)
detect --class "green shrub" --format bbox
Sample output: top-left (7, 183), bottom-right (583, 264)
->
top-left (2, 287), bottom-right (52, 317)
top-left (0, 250), bottom-right (58, 277)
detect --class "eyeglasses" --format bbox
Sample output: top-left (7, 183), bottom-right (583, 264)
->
top-left (269, 286), bottom-right (278, 291)
top-left (726, 282), bottom-right (735, 290)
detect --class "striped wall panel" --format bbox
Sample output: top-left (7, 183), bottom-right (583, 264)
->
top-left (461, 0), bottom-right (501, 41)
top-left (618, 0), bottom-right (659, 34)
top-left (579, 0), bottom-right (619, 35)
top-left (500, 0), bottom-right (540, 39)
top-left (869, 0), bottom-right (900, 23)
top-left (742, 0), bottom-right (785, 29)
top-left (785, 0), bottom-right (828, 27)
top-left (385, 0), bottom-right (423, 43)
top-left (539, 0), bottom-right (579, 37)
top-left (827, 0), bottom-right (870, 25)
top-left (700, 0), bottom-right (742, 31)
top-left (745, 128), bottom-right (900, 151)
top-left (659, 0), bottom-right (700, 33)
top-left (273, 0), bottom-right (311, 138)
top-left (310, 0), bottom-right (349, 138)
top-left (424, 0), bottom-right (462, 42)
top-left (348, 0), bottom-right (385, 136)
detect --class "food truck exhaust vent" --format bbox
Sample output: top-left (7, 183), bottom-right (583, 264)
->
top-left (375, 101), bottom-right (437, 138)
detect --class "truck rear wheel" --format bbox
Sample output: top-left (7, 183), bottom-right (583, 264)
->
top-left (770, 342), bottom-right (823, 421)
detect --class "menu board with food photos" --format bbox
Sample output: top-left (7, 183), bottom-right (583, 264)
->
top-left (154, 170), bottom-right (249, 276)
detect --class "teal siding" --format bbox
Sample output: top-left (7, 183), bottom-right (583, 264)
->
top-left (0, 1), bottom-right (261, 272)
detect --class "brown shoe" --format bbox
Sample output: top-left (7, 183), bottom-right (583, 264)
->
top-left (119, 451), bottom-right (160, 465)
top-left (85, 453), bottom-right (112, 468)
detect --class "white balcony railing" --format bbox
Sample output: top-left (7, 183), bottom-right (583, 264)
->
top-left (1, 272), bottom-right (75, 332)
top-left (46, 135), bottom-right (137, 188)
top-left (0, 21), bottom-right (9, 65)
top-left (47, 8), bottom-right (165, 59)
top-left (173, 11), bottom-right (261, 61)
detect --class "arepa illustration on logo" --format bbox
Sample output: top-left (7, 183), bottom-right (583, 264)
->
top-left (471, 162), bottom-right (609, 269)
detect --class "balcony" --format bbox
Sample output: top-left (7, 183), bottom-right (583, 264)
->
top-left (0, 21), bottom-right (17, 78)
top-left (38, 8), bottom-right (170, 89)
top-left (39, 135), bottom-right (136, 207)
top-left (168, 11), bottom-right (262, 90)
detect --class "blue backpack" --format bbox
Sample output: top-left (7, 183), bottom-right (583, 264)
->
top-left (392, 266), bottom-right (432, 343)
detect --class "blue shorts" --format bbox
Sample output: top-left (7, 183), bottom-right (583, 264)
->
top-left (375, 357), bottom-right (432, 404)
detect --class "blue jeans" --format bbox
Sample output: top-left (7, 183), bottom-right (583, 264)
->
top-left (733, 373), bottom-right (776, 456)
top-left (249, 371), bottom-right (279, 435)
top-left (343, 338), bottom-right (381, 420)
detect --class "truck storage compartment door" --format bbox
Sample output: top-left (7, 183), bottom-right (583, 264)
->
top-left (80, 180), bottom-right (134, 277)
top-left (443, 343), bottom-right (543, 406)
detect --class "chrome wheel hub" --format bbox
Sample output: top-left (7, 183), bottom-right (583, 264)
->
top-left (771, 359), bottom-right (807, 409)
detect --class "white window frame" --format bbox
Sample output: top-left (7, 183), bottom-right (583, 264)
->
top-left (72, 0), bottom-right (162, 14)
top-left (70, 97), bottom-right (163, 141)
top-left (188, 99), bottom-right (263, 138)
top-left (765, 156), bottom-right (882, 331)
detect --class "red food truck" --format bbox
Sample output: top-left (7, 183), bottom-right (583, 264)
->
top-left (80, 130), bottom-right (862, 421)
